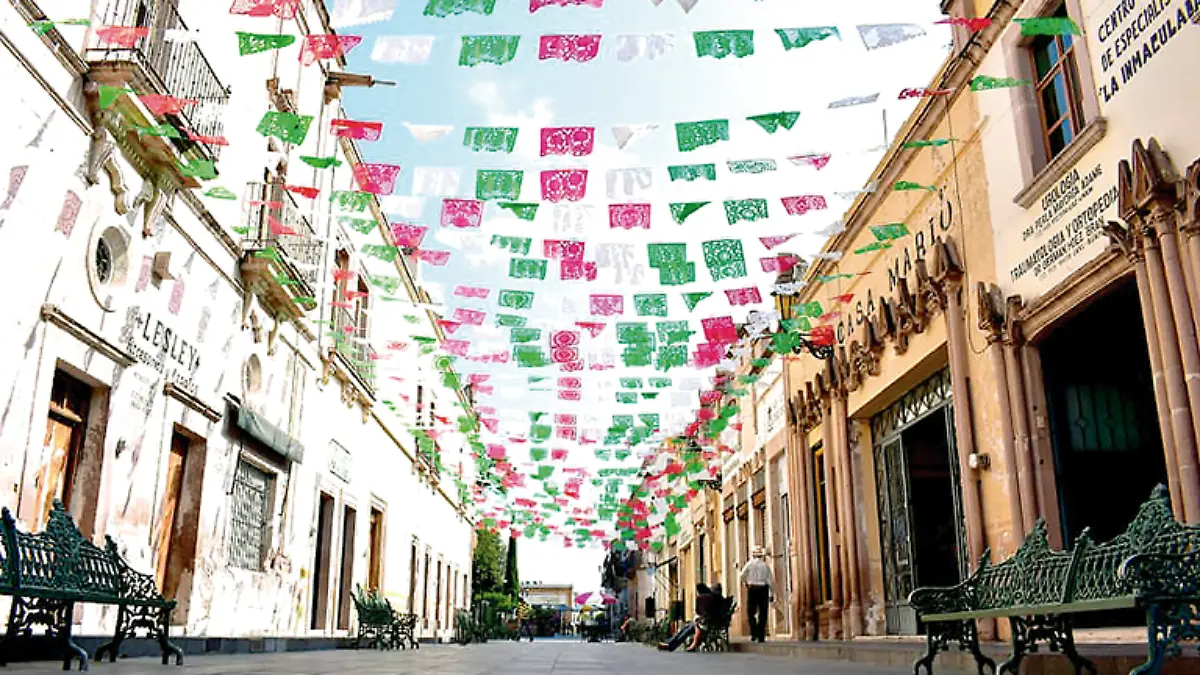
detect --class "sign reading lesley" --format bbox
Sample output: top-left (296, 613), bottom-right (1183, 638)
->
top-left (121, 307), bottom-right (202, 395)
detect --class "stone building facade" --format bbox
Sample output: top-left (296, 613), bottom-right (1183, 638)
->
top-left (0, 0), bottom-right (473, 644)
top-left (663, 0), bottom-right (1200, 645)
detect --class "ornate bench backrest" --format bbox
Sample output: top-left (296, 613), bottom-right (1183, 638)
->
top-left (1069, 485), bottom-right (1200, 603)
top-left (3, 501), bottom-right (122, 600)
top-left (971, 521), bottom-right (1074, 611)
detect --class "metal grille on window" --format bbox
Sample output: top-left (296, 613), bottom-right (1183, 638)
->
top-left (229, 460), bottom-right (270, 569)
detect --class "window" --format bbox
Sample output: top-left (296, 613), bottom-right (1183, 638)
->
top-left (368, 507), bottom-right (384, 590)
top-left (229, 459), bottom-right (272, 570)
top-left (1029, 4), bottom-right (1085, 161)
top-left (408, 541), bottom-right (419, 614)
top-left (811, 442), bottom-right (833, 604)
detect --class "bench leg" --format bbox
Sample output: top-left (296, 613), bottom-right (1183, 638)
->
top-left (1131, 601), bottom-right (1200, 675)
top-left (1002, 615), bottom-right (1095, 675)
top-left (94, 605), bottom-right (125, 664)
top-left (58, 603), bottom-right (87, 672)
top-left (0, 597), bottom-right (23, 666)
top-left (916, 620), bottom-right (990, 675)
top-left (157, 607), bottom-right (183, 666)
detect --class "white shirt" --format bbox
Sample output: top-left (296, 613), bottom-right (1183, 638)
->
top-left (740, 558), bottom-right (775, 590)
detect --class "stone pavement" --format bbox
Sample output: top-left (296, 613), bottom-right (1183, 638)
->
top-left (1, 639), bottom-right (923, 674)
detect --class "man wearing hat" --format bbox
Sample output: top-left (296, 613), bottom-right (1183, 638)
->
top-left (740, 547), bottom-right (775, 643)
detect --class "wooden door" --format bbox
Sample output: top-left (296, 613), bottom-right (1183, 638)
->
top-left (367, 508), bottom-right (383, 591)
top-left (156, 432), bottom-right (188, 592)
top-left (336, 506), bottom-right (356, 631)
top-left (39, 372), bottom-right (90, 527)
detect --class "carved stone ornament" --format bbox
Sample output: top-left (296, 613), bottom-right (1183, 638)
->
top-left (85, 114), bottom-right (130, 216)
top-left (846, 320), bottom-right (883, 391)
top-left (131, 174), bottom-right (172, 238)
top-left (915, 258), bottom-right (946, 315)
top-left (976, 282), bottom-right (1005, 344)
top-left (1003, 295), bottom-right (1025, 346)
top-left (1102, 219), bottom-right (1142, 262)
top-left (930, 238), bottom-right (965, 291)
top-left (1181, 159), bottom-right (1200, 237)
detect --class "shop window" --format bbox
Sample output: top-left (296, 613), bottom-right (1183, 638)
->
top-left (1029, 5), bottom-right (1086, 161)
top-left (228, 459), bottom-right (273, 570)
top-left (810, 442), bottom-right (833, 604)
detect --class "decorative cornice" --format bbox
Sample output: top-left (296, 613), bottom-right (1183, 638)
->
top-left (40, 304), bottom-right (136, 368)
top-left (163, 381), bottom-right (221, 422)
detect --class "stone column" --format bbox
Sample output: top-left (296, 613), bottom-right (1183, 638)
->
top-left (1180, 159), bottom-right (1200, 344)
top-left (977, 283), bottom-right (1026, 545)
top-left (1003, 298), bottom-right (1038, 535)
top-left (1104, 220), bottom-right (1182, 516)
top-left (1121, 140), bottom-right (1200, 522)
top-left (832, 393), bottom-right (862, 637)
top-left (1019, 345), bottom-right (1065, 549)
top-left (819, 395), bottom-right (843, 638)
top-left (933, 239), bottom-right (992, 639)
top-left (788, 392), bottom-right (816, 640)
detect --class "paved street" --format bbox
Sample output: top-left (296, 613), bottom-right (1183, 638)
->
top-left (0, 641), bottom-right (916, 674)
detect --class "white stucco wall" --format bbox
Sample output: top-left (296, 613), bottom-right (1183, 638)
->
top-left (0, 0), bottom-right (473, 642)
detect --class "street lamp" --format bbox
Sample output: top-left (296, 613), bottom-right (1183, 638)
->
top-left (771, 257), bottom-right (836, 361)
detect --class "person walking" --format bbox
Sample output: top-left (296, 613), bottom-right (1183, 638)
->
top-left (740, 547), bottom-right (775, 643)
top-left (516, 598), bottom-right (535, 642)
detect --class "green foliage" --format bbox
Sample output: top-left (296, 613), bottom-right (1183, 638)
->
top-left (503, 535), bottom-right (520, 599)
top-left (471, 529), bottom-right (506, 599)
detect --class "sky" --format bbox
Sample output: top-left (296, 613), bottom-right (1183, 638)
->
top-left (330, 0), bottom-right (951, 591)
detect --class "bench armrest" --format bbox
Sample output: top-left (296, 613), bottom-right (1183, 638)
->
top-left (909, 584), bottom-right (973, 616)
top-left (1119, 552), bottom-right (1200, 601)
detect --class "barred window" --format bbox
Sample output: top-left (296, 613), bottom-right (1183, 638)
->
top-left (229, 459), bottom-right (272, 570)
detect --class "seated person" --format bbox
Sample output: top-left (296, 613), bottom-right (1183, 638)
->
top-left (658, 584), bottom-right (719, 652)
top-left (688, 583), bottom-right (729, 650)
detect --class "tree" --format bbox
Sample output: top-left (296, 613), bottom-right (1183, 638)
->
top-left (503, 534), bottom-right (520, 599)
top-left (472, 529), bottom-right (506, 600)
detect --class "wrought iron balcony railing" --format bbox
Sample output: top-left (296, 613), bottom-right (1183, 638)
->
top-left (241, 182), bottom-right (322, 298)
top-left (331, 306), bottom-right (377, 393)
top-left (87, 0), bottom-right (229, 159)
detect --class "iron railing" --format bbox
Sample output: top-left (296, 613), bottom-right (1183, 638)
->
top-left (331, 306), bottom-right (377, 392)
top-left (87, 0), bottom-right (229, 158)
top-left (242, 182), bottom-right (322, 296)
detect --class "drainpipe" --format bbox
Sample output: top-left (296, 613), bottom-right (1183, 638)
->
top-left (1002, 297), bottom-right (1038, 536)
top-left (938, 250), bottom-right (993, 640)
top-left (979, 284), bottom-right (1025, 548)
top-left (832, 394), bottom-right (862, 638)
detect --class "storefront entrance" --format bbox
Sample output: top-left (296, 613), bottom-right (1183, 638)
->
top-left (1040, 280), bottom-right (1166, 547)
top-left (871, 369), bottom-right (967, 635)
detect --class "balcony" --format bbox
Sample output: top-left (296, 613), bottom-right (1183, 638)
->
top-left (240, 183), bottom-right (322, 320)
top-left (331, 306), bottom-right (377, 394)
top-left (86, 0), bottom-right (229, 161)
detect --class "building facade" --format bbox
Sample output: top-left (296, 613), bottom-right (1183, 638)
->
top-left (0, 0), bottom-right (473, 643)
top-left (674, 0), bottom-right (1200, 645)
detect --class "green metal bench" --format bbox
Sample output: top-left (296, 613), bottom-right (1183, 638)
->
top-left (909, 485), bottom-right (1200, 675)
top-left (0, 501), bottom-right (182, 670)
top-left (351, 586), bottom-right (417, 650)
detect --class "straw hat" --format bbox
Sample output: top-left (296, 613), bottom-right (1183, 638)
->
top-left (752, 546), bottom-right (766, 558)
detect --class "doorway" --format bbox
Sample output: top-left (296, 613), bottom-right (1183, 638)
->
top-left (336, 505), bottom-right (357, 631)
top-left (872, 368), bottom-right (966, 635)
top-left (311, 493), bottom-right (334, 630)
top-left (39, 370), bottom-right (92, 528)
top-left (1040, 279), bottom-right (1166, 545)
top-left (156, 428), bottom-right (205, 621)
top-left (367, 507), bottom-right (384, 591)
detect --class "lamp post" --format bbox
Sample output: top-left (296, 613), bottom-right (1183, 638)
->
top-left (771, 259), bottom-right (835, 360)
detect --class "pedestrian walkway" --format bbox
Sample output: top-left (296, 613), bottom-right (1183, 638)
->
top-left (0, 640), bottom-right (932, 674)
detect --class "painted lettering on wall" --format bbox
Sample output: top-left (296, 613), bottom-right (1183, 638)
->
top-left (833, 189), bottom-right (955, 344)
top-left (122, 307), bottom-right (202, 395)
top-left (1010, 162), bottom-right (1118, 283)
top-left (1096, 0), bottom-right (1198, 103)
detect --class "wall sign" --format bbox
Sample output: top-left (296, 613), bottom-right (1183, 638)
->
top-left (121, 306), bottom-right (202, 395)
